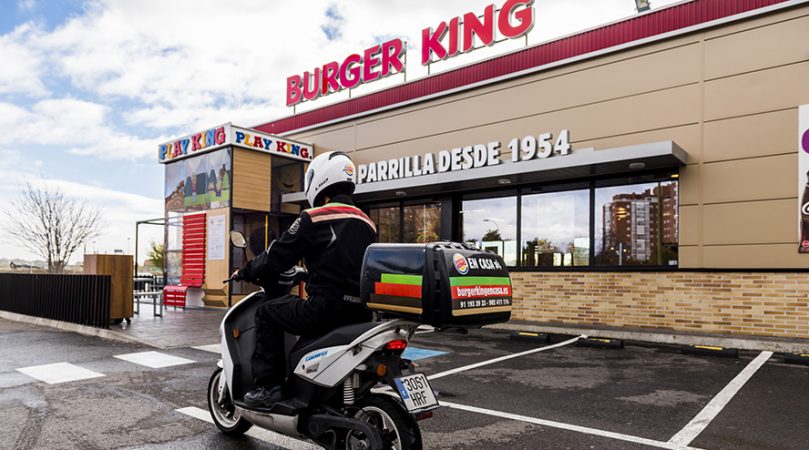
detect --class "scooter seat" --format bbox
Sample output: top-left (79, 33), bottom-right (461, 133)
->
top-left (289, 321), bottom-right (381, 367)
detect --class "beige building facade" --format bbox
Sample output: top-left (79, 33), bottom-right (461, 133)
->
top-left (252, 1), bottom-right (809, 340)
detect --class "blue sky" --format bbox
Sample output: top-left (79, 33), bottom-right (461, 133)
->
top-left (0, 0), bottom-right (680, 262)
top-left (0, 0), bottom-right (85, 34)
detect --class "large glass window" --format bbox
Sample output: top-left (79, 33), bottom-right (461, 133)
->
top-left (521, 189), bottom-right (590, 267)
top-left (368, 205), bottom-right (401, 243)
top-left (594, 181), bottom-right (678, 266)
top-left (403, 203), bottom-right (441, 243)
top-left (369, 201), bottom-right (443, 244)
top-left (364, 174), bottom-right (678, 269)
top-left (461, 196), bottom-right (518, 266)
top-left (231, 212), bottom-right (269, 295)
top-left (164, 212), bottom-right (183, 286)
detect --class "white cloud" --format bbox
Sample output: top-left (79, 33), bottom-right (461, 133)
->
top-left (3, 0), bottom-right (684, 147)
top-left (0, 0), bottom-right (685, 261)
top-left (23, 0), bottom-right (681, 131)
top-left (18, 0), bottom-right (38, 12)
top-left (0, 98), bottom-right (164, 160)
top-left (0, 167), bottom-right (164, 263)
top-left (0, 23), bottom-right (47, 96)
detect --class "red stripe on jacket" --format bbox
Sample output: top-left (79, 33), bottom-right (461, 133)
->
top-left (306, 206), bottom-right (377, 233)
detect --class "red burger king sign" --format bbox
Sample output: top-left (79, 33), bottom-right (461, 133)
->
top-left (286, 0), bottom-right (535, 107)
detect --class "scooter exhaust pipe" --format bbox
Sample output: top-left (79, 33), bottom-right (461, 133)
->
top-left (236, 407), bottom-right (303, 438)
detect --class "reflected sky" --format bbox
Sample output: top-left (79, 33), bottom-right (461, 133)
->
top-left (521, 190), bottom-right (589, 250)
top-left (461, 197), bottom-right (517, 241)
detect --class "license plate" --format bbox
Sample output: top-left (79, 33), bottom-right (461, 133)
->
top-left (394, 374), bottom-right (439, 412)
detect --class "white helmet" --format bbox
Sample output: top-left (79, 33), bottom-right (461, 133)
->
top-left (304, 151), bottom-right (356, 207)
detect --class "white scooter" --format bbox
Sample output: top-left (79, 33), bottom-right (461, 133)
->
top-left (207, 232), bottom-right (438, 450)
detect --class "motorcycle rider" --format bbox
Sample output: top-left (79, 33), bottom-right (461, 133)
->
top-left (233, 151), bottom-right (377, 408)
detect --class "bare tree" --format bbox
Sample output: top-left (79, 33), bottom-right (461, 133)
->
top-left (4, 183), bottom-right (103, 273)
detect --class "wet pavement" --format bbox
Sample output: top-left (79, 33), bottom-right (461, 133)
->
top-left (1, 317), bottom-right (808, 449)
top-left (108, 303), bottom-right (225, 349)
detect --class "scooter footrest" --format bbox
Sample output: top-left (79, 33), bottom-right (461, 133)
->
top-left (234, 400), bottom-right (300, 416)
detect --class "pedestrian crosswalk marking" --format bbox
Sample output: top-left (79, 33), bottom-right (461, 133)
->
top-left (114, 351), bottom-right (195, 369)
top-left (17, 362), bottom-right (105, 385)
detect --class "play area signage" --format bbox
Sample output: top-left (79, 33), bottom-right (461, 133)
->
top-left (159, 124), bottom-right (314, 164)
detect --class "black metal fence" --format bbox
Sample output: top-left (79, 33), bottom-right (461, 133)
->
top-left (134, 274), bottom-right (164, 292)
top-left (0, 273), bottom-right (111, 329)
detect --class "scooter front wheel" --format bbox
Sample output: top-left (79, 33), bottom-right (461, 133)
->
top-left (207, 368), bottom-right (253, 436)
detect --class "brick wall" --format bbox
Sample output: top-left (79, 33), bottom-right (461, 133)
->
top-left (509, 272), bottom-right (809, 339)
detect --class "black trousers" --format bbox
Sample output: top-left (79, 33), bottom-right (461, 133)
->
top-left (252, 294), bottom-right (372, 387)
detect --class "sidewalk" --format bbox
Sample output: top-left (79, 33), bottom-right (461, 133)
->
top-left (489, 320), bottom-right (809, 354)
top-left (109, 302), bottom-right (226, 349)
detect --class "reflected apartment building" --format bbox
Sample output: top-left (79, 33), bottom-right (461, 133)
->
top-left (601, 184), bottom-right (678, 266)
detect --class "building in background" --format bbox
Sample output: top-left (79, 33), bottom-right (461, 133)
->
top-left (600, 183), bottom-right (678, 266)
top-left (160, 0), bottom-right (809, 341)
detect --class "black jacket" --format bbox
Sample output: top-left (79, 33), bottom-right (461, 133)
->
top-left (240, 195), bottom-right (377, 298)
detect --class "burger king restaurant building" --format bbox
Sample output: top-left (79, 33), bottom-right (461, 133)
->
top-left (161, 0), bottom-right (809, 344)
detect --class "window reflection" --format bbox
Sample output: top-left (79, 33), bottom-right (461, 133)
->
top-left (461, 196), bottom-right (518, 266)
top-left (595, 182), bottom-right (678, 266)
top-left (231, 213), bottom-right (270, 295)
top-left (403, 203), bottom-right (441, 243)
top-left (368, 206), bottom-right (400, 243)
top-left (521, 190), bottom-right (590, 267)
top-left (364, 175), bottom-right (678, 269)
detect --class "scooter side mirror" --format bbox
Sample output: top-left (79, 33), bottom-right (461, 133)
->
top-left (230, 231), bottom-right (247, 249)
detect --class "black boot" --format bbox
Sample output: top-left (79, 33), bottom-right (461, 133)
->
top-left (243, 385), bottom-right (284, 408)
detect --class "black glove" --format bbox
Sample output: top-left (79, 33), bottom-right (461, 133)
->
top-left (230, 268), bottom-right (248, 282)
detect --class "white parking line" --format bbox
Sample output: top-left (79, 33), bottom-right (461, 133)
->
top-left (114, 351), bottom-right (195, 369)
top-left (176, 406), bottom-right (319, 450)
top-left (192, 344), bottom-right (221, 354)
top-left (16, 362), bottom-right (105, 385)
top-left (440, 401), bottom-right (706, 450)
top-left (668, 351), bottom-right (773, 447)
top-left (427, 335), bottom-right (584, 380)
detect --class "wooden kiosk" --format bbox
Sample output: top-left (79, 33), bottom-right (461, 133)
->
top-left (84, 254), bottom-right (134, 323)
top-left (159, 124), bottom-right (312, 307)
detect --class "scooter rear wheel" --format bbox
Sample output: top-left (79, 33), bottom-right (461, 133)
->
top-left (348, 394), bottom-right (422, 450)
top-left (207, 368), bottom-right (253, 436)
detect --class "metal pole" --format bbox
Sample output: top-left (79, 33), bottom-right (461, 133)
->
top-left (134, 222), bottom-right (140, 315)
top-left (403, 41), bottom-right (408, 82)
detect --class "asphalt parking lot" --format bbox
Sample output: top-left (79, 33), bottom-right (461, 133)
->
top-left (409, 328), bottom-right (809, 450)
top-left (2, 317), bottom-right (808, 449)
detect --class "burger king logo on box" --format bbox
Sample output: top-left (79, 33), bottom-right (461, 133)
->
top-left (453, 253), bottom-right (469, 275)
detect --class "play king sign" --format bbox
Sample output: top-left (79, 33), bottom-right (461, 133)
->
top-left (159, 124), bottom-right (313, 163)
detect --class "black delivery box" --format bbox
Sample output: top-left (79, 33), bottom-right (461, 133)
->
top-left (360, 242), bottom-right (512, 327)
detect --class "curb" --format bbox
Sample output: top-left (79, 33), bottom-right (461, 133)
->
top-left (682, 345), bottom-right (738, 358)
top-left (487, 322), bottom-right (809, 354)
top-left (0, 311), bottom-right (160, 348)
top-left (783, 353), bottom-right (809, 366)
top-left (509, 331), bottom-right (549, 344)
top-left (577, 337), bottom-right (624, 350)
